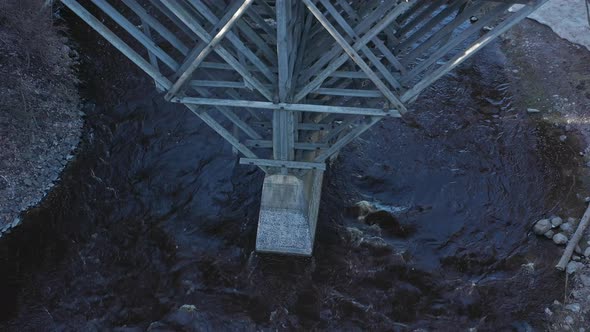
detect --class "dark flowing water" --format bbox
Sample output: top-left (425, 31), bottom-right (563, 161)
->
top-left (0, 17), bottom-right (585, 331)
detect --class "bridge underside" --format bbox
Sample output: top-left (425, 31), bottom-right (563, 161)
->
top-left (61, 0), bottom-right (547, 255)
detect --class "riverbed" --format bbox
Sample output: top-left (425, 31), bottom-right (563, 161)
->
top-left (0, 15), bottom-right (586, 331)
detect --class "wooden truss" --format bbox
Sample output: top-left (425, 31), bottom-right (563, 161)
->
top-left (61, 0), bottom-right (548, 255)
top-left (60, 0), bottom-right (548, 174)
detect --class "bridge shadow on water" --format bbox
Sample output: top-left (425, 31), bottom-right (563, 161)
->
top-left (0, 19), bottom-right (585, 331)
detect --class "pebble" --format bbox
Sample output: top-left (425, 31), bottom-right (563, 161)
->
top-left (553, 233), bottom-right (568, 245)
top-left (565, 316), bottom-right (574, 325)
top-left (560, 222), bottom-right (574, 235)
top-left (565, 303), bottom-right (581, 313)
top-left (534, 219), bottom-right (552, 235)
top-left (527, 108), bottom-right (541, 113)
top-left (544, 307), bottom-right (553, 316)
top-left (584, 247), bottom-right (590, 257)
top-left (551, 216), bottom-right (563, 227)
top-left (566, 261), bottom-right (584, 274)
top-left (575, 245), bottom-right (583, 255)
top-left (559, 135), bottom-right (567, 142)
top-left (544, 230), bottom-right (554, 239)
top-left (586, 197), bottom-right (590, 203)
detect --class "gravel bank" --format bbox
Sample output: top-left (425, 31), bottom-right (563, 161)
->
top-left (0, 0), bottom-right (83, 236)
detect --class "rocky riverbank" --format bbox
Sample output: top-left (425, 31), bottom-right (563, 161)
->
top-left (503, 16), bottom-right (590, 331)
top-left (0, 0), bottom-right (83, 235)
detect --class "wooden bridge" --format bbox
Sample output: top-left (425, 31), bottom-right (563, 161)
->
top-left (60, 0), bottom-right (548, 255)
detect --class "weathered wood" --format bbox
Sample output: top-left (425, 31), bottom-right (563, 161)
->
top-left (556, 204), bottom-right (590, 271)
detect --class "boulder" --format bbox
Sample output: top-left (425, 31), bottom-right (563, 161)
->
top-left (533, 219), bottom-right (551, 235)
top-left (550, 216), bottom-right (563, 227)
top-left (552, 233), bottom-right (568, 245)
top-left (560, 222), bottom-right (574, 235)
top-left (365, 210), bottom-right (414, 237)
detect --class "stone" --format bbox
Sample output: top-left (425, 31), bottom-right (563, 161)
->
top-left (575, 245), bottom-right (583, 254)
top-left (579, 274), bottom-right (590, 287)
top-left (527, 108), bottom-right (541, 113)
top-left (559, 135), bottom-right (567, 142)
top-left (565, 316), bottom-right (574, 325)
top-left (568, 217), bottom-right (577, 224)
top-left (544, 230), bottom-right (555, 239)
top-left (566, 261), bottom-right (584, 274)
top-left (533, 219), bottom-right (552, 235)
top-left (551, 216), bottom-right (563, 227)
top-left (544, 307), bottom-right (553, 316)
top-left (560, 222), bottom-right (575, 235)
top-left (354, 200), bottom-right (375, 219)
top-left (565, 303), bottom-right (581, 313)
top-left (573, 255), bottom-right (581, 261)
top-left (585, 197), bottom-right (590, 203)
top-left (553, 233), bottom-right (568, 245)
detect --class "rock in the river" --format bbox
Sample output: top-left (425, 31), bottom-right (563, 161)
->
top-left (365, 210), bottom-right (414, 237)
top-left (544, 230), bottom-right (555, 239)
top-left (584, 247), bottom-right (590, 257)
top-left (566, 261), bottom-right (584, 274)
top-left (353, 200), bottom-right (375, 219)
top-left (560, 222), bottom-right (574, 235)
top-left (533, 219), bottom-right (552, 235)
top-left (553, 233), bottom-right (568, 245)
top-left (551, 216), bottom-right (563, 227)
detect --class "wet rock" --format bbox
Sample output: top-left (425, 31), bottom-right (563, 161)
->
top-left (360, 236), bottom-right (391, 252)
top-left (565, 303), bottom-right (581, 313)
top-left (352, 200), bottom-right (375, 219)
top-left (551, 216), bottom-right (563, 227)
top-left (565, 316), bottom-right (574, 325)
top-left (559, 135), bottom-right (567, 142)
top-left (527, 108), bottom-right (541, 113)
top-left (544, 307), bottom-right (553, 316)
top-left (544, 230), bottom-right (555, 239)
top-left (533, 219), bottom-right (551, 235)
top-left (560, 222), bottom-right (575, 235)
top-left (553, 233), bottom-right (568, 245)
top-left (364, 210), bottom-right (413, 237)
top-left (575, 245), bottom-right (583, 255)
top-left (585, 247), bottom-right (590, 257)
top-left (566, 261), bottom-right (584, 274)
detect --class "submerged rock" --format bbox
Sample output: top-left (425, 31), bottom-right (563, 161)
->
top-left (552, 233), bottom-right (568, 245)
top-left (544, 230), bottom-right (555, 239)
top-left (365, 210), bottom-right (413, 237)
top-left (351, 200), bottom-right (376, 220)
top-left (533, 219), bottom-right (551, 235)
